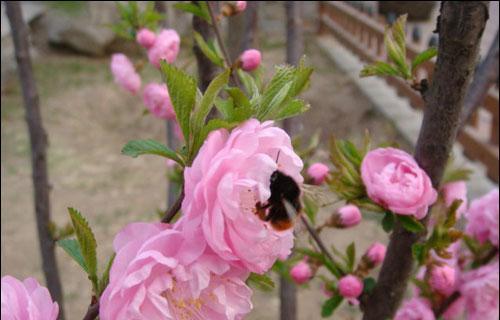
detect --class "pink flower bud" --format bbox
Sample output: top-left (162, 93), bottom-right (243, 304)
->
top-left (442, 181), bottom-right (468, 218)
top-left (290, 260), bottom-right (312, 284)
top-left (338, 275), bottom-right (363, 299)
top-left (335, 204), bottom-right (362, 228)
top-left (365, 242), bottom-right (386, 266)
top-left (142, 82), bottom-right (175, 120)
top-left (307, 162), bottom-right (330, 185)
top-left (110, 53), bottom-right (141, 94)
top-left (465, 188), bottom-right (499, 247)
top-left (147, 29), bottom-right (180, 68)
top-left (429, 264), bottom-right (456, 296)
top-left (235, 1), bottom-right (247, 12)
top-left (240, 49), bottom-right (261, 71)
top-left (136, 28), bottom-right (156, 49)
top-left (395, 297), bottom-right (435, 320)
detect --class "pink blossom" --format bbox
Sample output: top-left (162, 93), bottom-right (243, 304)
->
top-left (148, 29), bottom-right (180, 68)
top-left (239, 49), bottom-right (261, 71)
top-left (364, 242), bottom-right (386, 266)
top-left (361, 147), bottom-right (437, 219)
top-left (442, 296), bottom-right (465, 320)
top-left (100, 222), bottom-right (253, 320)
top-left (442, 181), bottom-right (468, 218)
top-left (307, 162), bottom-right (329, 185)
top-left (143, 82), bottom-right (175, 120)
top-left (136, 28), bottom-right (156, 49)
top-left (110, 53), bottom-right (141, 94)
top-left (429, 264), bottom-right (456, 296)
top-left (338, 275), bottom-right (363, 300)
top-left (465, 189), bottom-right (499, 247)
top-left (235, 1), bottom-right (247, 12)
top-left (290, 260), bottom-right (312, 285)
top-left (335, 204), bottom-right (362, 228)
top-left (1, 275), bottom-right (59, 320)
top-left (460, 261), bottom-right (499, 320)
top-left (394, 297), bottom-right (435, 320)
top-left (180, 119), bottom-right (303, 273)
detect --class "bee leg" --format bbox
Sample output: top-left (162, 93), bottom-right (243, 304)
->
top-left (255, 201), bottom-right (269, 221)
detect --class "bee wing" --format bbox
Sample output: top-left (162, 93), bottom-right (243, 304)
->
top-left (301, 184), bottom-right (339, 207)
top-left (283, 199), bottom-right (298, 219)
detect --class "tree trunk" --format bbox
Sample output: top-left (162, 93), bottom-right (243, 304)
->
top-left (362, 3), bottom-right (489, 319)
top-left (193, 2), bottom-right (218, 92)
top-left (5, 2), bottom-right (65, 319)
top-left (461, 29), bottom-right (499, 126)
top-left (241, 1), bottom-right (259, 51)
top-left (227, 10), bottom-right (245, 62)
top-left (280, 277), bottom-right (297, 320)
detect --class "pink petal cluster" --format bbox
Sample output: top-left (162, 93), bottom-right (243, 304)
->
top-left (429, 264), bottom-right (456, 296)
top-left (441, 181), bottom-right (468, 218)
top-left (235, 1), bottom-right (247, 12)
top-left (110, 53), bottom-right (141, 94)
top-left (394, 297), bottom-right (435, 320)
top-left (99, 223), bottom-right (252, 320)
top-left (361, 147), bottom-right (437, 219)
top-left (460, 261), bottom-right (499, 320)
top-left (290, 260), bottom-right (312, 285)
top-left (239, 49), bottom-right (262, 71)
top-left (136, 28), bottom-right (157, 49)
top-left (143, 82), bottom-right (175, 120)
top-left (1, 275), bottom-right (59, 320)
top-left (180, 119), bottom-right (303, 273)
top-left (148, 29), bottom-right (181, 68)
top-left (364, 242), bottom-right (386, 266)
top-left (338, 275), bottom-right (363, 301)
top-left (465, 189), bottom-right (499, 247)
top-left (335, 204), bottom-right (362, 228)
top-left (307, 162), bottom-right (329, 185)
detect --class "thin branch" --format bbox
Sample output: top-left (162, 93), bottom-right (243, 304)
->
top-left (161, 186), bottom-right (185, 223)
top-left (206, 1), bottom-right (241, 87)
top-left (300, 215), bottom-right (336, 266)
top-left (82, 301), bottom-right (99, 320)
top-left (434, 291), bottom-right (461, 317)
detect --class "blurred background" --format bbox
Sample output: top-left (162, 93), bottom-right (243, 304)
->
top-left (1, 1), bottom-right (498, 319)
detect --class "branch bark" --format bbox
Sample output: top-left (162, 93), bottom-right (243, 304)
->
top-left (193, 2), bottom-right (218, 92)
top-left (5, 2), bottom-right (66, 319)
top-left (362, 3), bottom-right (489, 319)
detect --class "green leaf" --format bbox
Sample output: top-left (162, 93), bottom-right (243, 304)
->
top-left (225, 87), bottom-right (252, 110)
top-left (392, 14), bottom-right (407, 59)
top-left (444, 199), bottom-right (463, 228)
top-left (68, 208), bottom-right (98, 292)
top-left (214, 98), bottom-right (234, 119)
top-left (174, 2), bottom-right (210, 22)
top-left (246, 273), bottom-right (275, 291)
top-left (260, 82), bottom-right (292, 120)
top-left (121, 139), bottom-right (184, 165)
top-left (363, 277), bottom-right (376, 294)
top-left (237, 70), bottom-right (260, 98)
top-left (98, 253), bottom-right (116, 296)
top-left (360, 61), bottom-right (402, 78)
top-left (382, 211), bottom-right (395, 233)
top-left (442, 166), bottom-right (473, 184)
top-left (193, 31), bottom-right (224, 67)
top-left (346, 242), bottom-right (356, 271)
top-left (412, 243), bottom-right (428, 265)
top-left (398, 215), bottom-right (425, 233)
top-left (272, 99), bottom-right (310, 121)
top-left (58, 238), bottom-right (88, 273)
top-left (289, 58), bottom-right (314, 97)
top-left (321, 295), bottom-right (343, 317)
top-left (411, 47), bottom-right (437, 72)
top-left (192, 119), bottom-right (238, 156)
top-left (160, 61), bottom-right (197, 143)
top-left (258, 66), bottom-right (295, 118)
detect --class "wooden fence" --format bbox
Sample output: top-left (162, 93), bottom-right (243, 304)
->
top-left (318, 1), bottom-right (499, 182)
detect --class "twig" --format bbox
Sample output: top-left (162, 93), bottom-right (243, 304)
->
top-left (82, 301), bottom-right (99, 320)
top-left (434, 291), bottom-right (460, 317)
top-left (161, 187), bottom-right (185, 223)
top-left (206, 1), bottom-right (241, 87)
top-left (300, 215), bottom-right (336, 266)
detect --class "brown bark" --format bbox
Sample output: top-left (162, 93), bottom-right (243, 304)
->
top-left (241, 1), bottom-right (259, 51)
top-left (280, 278), bottom-right (297, 320)
top-left (193, 2), bottom-right (218, 92)
top-left (461, 29), bottom-right (499, 127)
top-left (362, 3), bottom-right (489, 319)
top-left (5, 2), bottom-right (65, 319)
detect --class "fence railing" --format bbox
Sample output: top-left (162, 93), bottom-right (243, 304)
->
top-left (318, 1), bottom-right (499, 182)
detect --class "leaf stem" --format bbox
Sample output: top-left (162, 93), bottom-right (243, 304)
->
top-left (300, 215), bottom-right (336, 270)
top-left (161, 187), bottom-right (185, 223)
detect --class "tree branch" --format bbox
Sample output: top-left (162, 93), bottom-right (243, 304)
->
top-left (193, 1), bottom-right (218, 92)
top-left (300, 215), bottom-right (336, 266)
top-left (362, 3), bottom-right (489, 319)
top-left (161, 186), bottom-right (185, 223)
top-left (5, 2), bottom-right (66, 319)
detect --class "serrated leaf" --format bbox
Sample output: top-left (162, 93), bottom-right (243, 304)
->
top-left (174, 2), bottom-right (210, 22)
top-left (444, 199), bottom-right (462, 228)
top-left (237, 70), bottom-right (260, 98)
top-left (214, 98), bottom-right (234, 119)
top-left (122, 139), bottom-right (183, 165)
top-left (193, 31), bottom-right (224, 67)
top-left (246, 273), bottom-right (275, 291)
top-left (392, 14), bottom-right (407, 59)
top-left (225, 87), bottom-right (252, 110)
top-left (68, 208), bottom-right (98, 292)
top-left (321, 295), bottom-right (343, 317)
top-left (98, 253), bottom-right (116, 296)
top-left (442, 167), bottom-right (473, 184)
top-left (58, 238), bottom-right (88, 273)
top-left (411, 47), bottom-right (437, 72)
top-left (360, 61), bottom-right (402, 78)
top-left (384, 28), bottom-right (410, 79)
top-left (259, 82), bottom-right (292, 120)
top-left (160, 62), bottom-right (197, 144)
top-left (289, 58), bottom-right (314, 97)
top-left (398, 215), bottom-right (425, 233)
top-left (382, 211), bottom-right (395, 233)
top-left (258, 66), bottom-right (295, 118)
top-left (346, 242), bottom-right (356, 271)
top-left (412, 243), bottom-right (427, 265)
top-left (272, 99), bottom-right (310, 121)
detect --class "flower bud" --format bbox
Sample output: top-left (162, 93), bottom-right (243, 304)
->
top-left (327, 204), bottom-right (362, 228)
top-left (235, 1), bottom-right (247, 12)
top-left (338, 275), bottom-right (363, 299)
top-left (136, 28), bottom-right (156, 49)
top-left (364, 242), bottom-right (386, 267)
top-left (307, 162), bottom-right (330, 185)
top-left (290, 260), bottom-right (312, 285)
top-left (239, 49), bottom-right (261, 71)
top-left (429, 264), bottom-right (455, 296)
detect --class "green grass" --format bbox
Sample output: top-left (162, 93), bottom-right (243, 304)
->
top-left (47, 1), bottom-right (86, 16)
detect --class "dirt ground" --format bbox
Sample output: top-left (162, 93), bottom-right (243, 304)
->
top-left (1, 3), bottom-right (408, 319)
